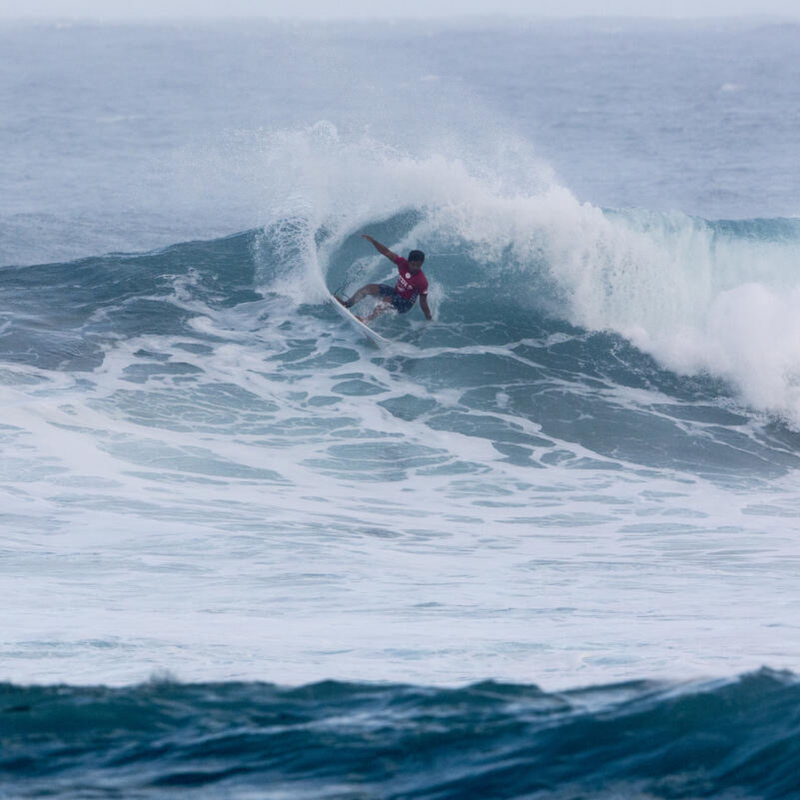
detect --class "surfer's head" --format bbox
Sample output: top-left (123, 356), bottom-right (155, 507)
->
top-left (408, 250), bottom-right (425, 272)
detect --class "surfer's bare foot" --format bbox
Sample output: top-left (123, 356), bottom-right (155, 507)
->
top-left (334, 295), bottom-right (349, 308)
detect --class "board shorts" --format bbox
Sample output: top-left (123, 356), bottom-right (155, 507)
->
top-left (378, 284), bottom-right (415, 314)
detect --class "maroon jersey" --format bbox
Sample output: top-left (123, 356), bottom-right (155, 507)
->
top-left (394, 257), bottom-right (428, 302)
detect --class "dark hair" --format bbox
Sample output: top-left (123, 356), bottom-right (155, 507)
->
top-left (408, 250), bottom-right (425, 264)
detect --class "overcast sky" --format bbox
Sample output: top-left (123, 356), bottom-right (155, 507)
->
top-left (1, 0), bottom-right (799, 20)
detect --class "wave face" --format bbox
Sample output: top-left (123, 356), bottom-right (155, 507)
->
top-left (3, 669), bottom-right (799, 799)
top-left (4, 178), bottom-right (800, 479)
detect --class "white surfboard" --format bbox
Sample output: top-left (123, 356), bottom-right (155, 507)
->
top-left (329, 293), bottom-right (389, 347)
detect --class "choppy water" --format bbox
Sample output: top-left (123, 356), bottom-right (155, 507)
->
top-left (4, 669), bottom-right (800, 799)
top-left (2, 17), bottom-right (800, 798)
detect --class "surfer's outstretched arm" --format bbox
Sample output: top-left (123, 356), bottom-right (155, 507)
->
top-left (419, 295), bottom-right (432, 321)
top-left (362, 234), bottom-right (399, 264)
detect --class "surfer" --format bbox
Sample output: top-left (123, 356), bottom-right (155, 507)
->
top-left (336, 235), bottom-right (432, 322)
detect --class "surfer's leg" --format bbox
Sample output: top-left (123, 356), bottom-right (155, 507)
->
top-left (344, 284), bottom-right (382, 308)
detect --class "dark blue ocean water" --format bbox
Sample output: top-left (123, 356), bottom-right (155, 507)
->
top-left (4, 669), bottom-right (800, 799)
top-left (2, 18), bottom-right (800, 798)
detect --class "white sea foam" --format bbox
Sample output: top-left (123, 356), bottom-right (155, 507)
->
top-left (1, 279), bottom-right (799, 690)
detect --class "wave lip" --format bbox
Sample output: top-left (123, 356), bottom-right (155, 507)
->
top-left (2, 668), bottom-right (798, 798)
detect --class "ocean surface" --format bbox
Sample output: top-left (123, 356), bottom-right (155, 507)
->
top-left (2, 17), bottom-right (800, 798)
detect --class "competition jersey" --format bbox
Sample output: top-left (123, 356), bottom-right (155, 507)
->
top-left (394, 257), bottom-right (428, 302)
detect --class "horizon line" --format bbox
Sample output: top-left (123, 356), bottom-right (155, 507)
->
top-left (1, 12), bottom-right (799, 22)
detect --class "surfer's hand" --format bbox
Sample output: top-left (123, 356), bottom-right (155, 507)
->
top-left (361, 234), bottom-right (374, 242)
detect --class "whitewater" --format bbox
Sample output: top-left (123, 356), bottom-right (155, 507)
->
top-left (2, 17), bottom-right (800, 799)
